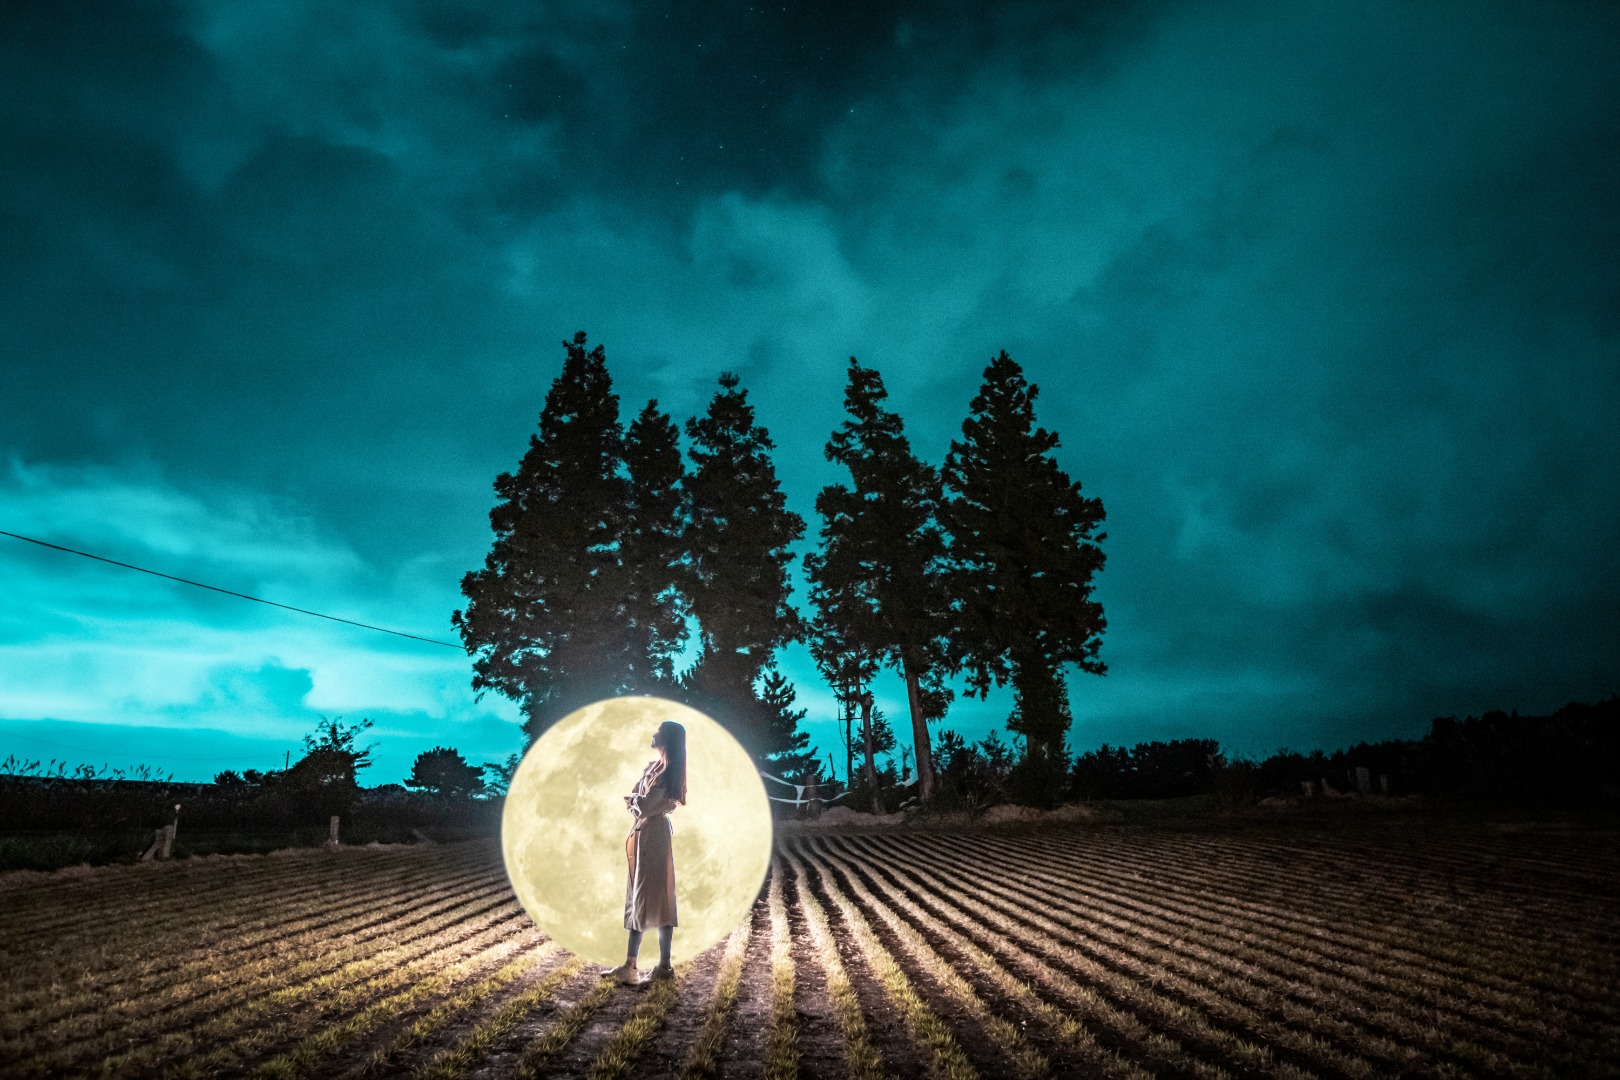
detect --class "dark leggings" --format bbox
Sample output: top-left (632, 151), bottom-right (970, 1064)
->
top-left (626, 925), bottom-right (673, 966)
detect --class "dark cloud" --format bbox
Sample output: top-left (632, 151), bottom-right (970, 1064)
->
top-left (2, 0), bottom-right (1617, 777)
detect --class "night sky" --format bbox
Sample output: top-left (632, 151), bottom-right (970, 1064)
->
top-left (3, 1), bottom-right (1617, 785)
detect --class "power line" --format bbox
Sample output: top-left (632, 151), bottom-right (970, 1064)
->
top-left (0, 528), bottom-right (466, 651)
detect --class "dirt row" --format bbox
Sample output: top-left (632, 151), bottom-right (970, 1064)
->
top-left (1, 820), bottom-right (1614, 1078)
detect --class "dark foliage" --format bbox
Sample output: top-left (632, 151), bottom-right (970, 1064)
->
top-left (843, 751), bottom-right (922, 815)
top-left (805, 357), bottom-right (953, 799)
top-left (0, 765), bottom-right (501, 871)
top-left (481, 752), bottom-right (521, 797)
top-left (1070, 739), bottom-right (1221, 800)
top-left (681, 371), bottom-right (807, 763)
top-left (455, 331), bottom-right (640, 740)
top-left (1055, 697), bottom-right (1620, 806)
top-left (1249, 696), bottom-right (1620, 800)
top-left (807, 611), bottom-right (884, 791)
top-left (405, 746), bottom-right (487, 797)
top-left (929, 729), bottom-right (1014, 817)
top-left (756, 668), bottom-right (819, 777)
top-left (621, 400), bottom-right (691, 689)
top-left (941, 351), bottom-right (1107, 769)
top-left (1008, 743), bottom-right (1073, 809)
top-left (283, 716), bottom-right (375, 822)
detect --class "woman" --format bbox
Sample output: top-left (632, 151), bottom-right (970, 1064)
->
top-left (603, 719), bottom-right (686, 985)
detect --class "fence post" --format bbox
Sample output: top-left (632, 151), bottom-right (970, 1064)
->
top-left (159, 823), bottom-right (175, 859)
top-left (140, 827), bottom-right (164, 861)
top-left (325, 815), bottom-right (341, 851)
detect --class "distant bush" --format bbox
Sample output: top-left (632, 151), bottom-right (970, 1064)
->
top-left (1252, 696), bottom-right (1620, 800)
top-left (0, 759), bottom-right (501, 871)
top-left (1057, 696), bottom-right (1620, 806)
top-left (1069, 739), bottom-right (1220, 801)
top-left (405, 747), bottom-right (487, 797)
top-left (930, 730), bottom-right (1014, 817)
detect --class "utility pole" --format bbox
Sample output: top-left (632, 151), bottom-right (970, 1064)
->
top-left (834, 671), bottom-right (859, 787)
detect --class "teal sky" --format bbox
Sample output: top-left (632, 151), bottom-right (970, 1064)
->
top-left (3, 1), bottom-right (1617, 784)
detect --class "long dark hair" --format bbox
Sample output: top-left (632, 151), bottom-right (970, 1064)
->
top-left (653, 720), bottom-right (687, 804)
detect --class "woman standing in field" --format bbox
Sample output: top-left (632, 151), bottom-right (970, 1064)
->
top-left (603, 719), bottom-right (685, 985)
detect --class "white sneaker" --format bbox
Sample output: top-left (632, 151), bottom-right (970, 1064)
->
top-left (600, 962), bottom-right (641, 986)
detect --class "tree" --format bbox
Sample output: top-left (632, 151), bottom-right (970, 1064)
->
top-left (804, 358), bottom-right (953, 800)
top-left (681, 372), bottom-right (806, 761)
top-left (405, 746), bottom-right (487, 797)
top-left (807, 620), bottom-right (880, 789)
top-left (286, 716), bottom-right (374, 822)
top-left (941, 351), bottom-right (1106, 802)
top-left (621, 400), bottom-right (690, 690)
top-left (757, 668), bottom-right (818, 778)
top-left (481, 753), bottom-right (521, 797)
top-left (454, 332), bottom-right (633, 742)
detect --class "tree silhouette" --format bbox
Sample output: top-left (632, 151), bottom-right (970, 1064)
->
top-left (405, 746), bottom-right (487, 797)
top-left (454, 331), bottom-right (632, 741)
top-left (622, 399), bottom-right (690, 689)
top-left (758, 668), bottom-right (818, 777)
top-left (681, 372), bottom-right (806, 762)
top-left (806, 358), bottom-right (953, 799)
top-left (942, 351), bottom-right (1106, 800)
top-left (286, 716), bottom-right (374, 822)
top-left (807, 618), bottom-right (881, 788)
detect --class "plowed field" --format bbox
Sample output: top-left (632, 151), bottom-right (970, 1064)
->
top-left (2, 815), bottom-right (1615, 1078)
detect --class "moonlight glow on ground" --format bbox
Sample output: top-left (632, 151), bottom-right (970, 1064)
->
top-left (501, 696), bottom-right (772, 967)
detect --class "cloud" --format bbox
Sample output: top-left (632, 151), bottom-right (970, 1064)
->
top-left (0, 457), bottom-right (520, 779)
top-left (792, 0), bottom-right (1620, 747)
top-left (1, 0), bottom-right (1615, 774)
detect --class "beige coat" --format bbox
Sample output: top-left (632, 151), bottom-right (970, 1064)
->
top-left (623, 759), bottom-right (679, 931)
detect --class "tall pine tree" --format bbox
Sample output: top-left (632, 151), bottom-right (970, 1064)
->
top-left (941, 351), bottom-right (1106, 799)
top-left (804, 358), bottom-right (952, 800)
top-left (758, 667), bottom-right (818, 778)
top-left (682, 372), bottom-right (806, 763)
top-left (454, 332), bottom-right (632, 742)
top-left (621, 400), bottom-right (689, 690)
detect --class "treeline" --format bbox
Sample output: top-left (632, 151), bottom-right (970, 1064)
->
top-left (455, 333), bottom-right (1107, 806)
top-left (0, 719), bottom-right (500, 870)
top-left (1062, 696), bottom-right (1620, 804)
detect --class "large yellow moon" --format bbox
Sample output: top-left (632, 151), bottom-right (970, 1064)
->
top-left (501, 696), bottom-right (773, 967)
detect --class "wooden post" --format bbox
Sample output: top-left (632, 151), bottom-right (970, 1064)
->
top-left (325, 815), bottom-right (340, 851)
top-left (159, 823), bottom-right (175, 859)
top-left (140, 827), bottom-right (164, 861)
top-left (1378, 773), bottom-right (1390, 795)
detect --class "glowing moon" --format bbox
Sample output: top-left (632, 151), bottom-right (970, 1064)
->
top-left (501, 696), bottom-right (773, 967)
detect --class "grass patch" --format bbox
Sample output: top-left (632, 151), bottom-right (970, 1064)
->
top-left (763, 866), bottom-right (799, 1080)
top-left (411, 952), bottom-right (588, 1080)
top-left (787, 856), bottom-right (887, 1080)
top-left (678, 921), bottom-right (752, 1079)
